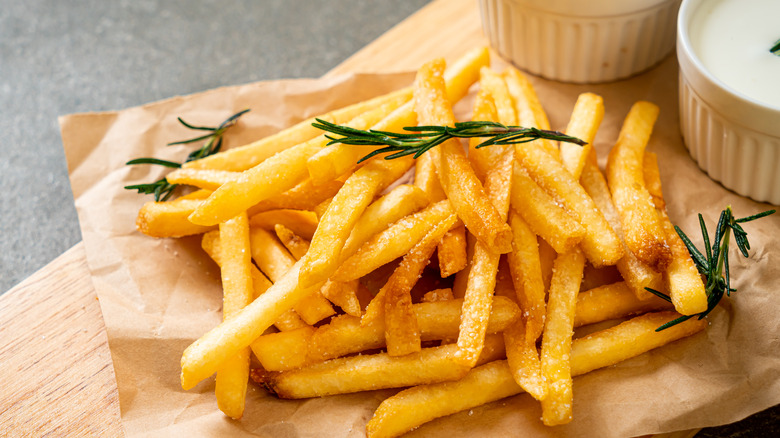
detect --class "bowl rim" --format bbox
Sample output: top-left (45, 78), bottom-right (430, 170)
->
top-left (677, 0), bottom-right (780, 136)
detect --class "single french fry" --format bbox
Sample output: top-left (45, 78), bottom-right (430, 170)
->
top-left (250, 209), bottom-right (318, 240)
top-left (202, 231), bottom-right (307, 332)
top-left (506, 211), bottom-right (546, 344)
top-left (214, 213), bottom-right (253, 419)
top-left (574, 281), bottom-right (672, 327)
top-left (249, 227), bottom-right (335, 325)
top-left (540, 248), bottom-right (585, 426)
top-left (580, 151), bottom-right (662, 299)
top-left (333, 200), bottom-right (455, 282)
top-left (366, 311), bottom-right (706, 438)
top-left (255, 335), bottom-right (506, 399)
top-left (189, 92), bottom-right (411, 226)
top-left (503, 315), bottom-right (547, 401)
top-left (185, 87), bottom-right (414, 172)
top-left (250, 326), bottom-right (315, 371)
top-left (560, 93), bottom-right (604, 180)
top-left (136, 198), bottom-right (215, 238)
top-left (515, 141), bottom-right (623, 267)
top-left (274, 223), bottom-right (310, 260)
top-left (479, 67), bottom-right (517, 126)
top-left (165, 168), bottom-right (240, 191)
top-left (510, 162), bottom-right (584, 254)
top-left (181, 260), bottom-right (322, 390)
top-left (341, 184), bottom-right (429, 260)
top-left (437, 225), bottom-right (468, 277)
top-left (306, 47), bottom-right (489, 184)
top-left (383, 214), bottom-right (459, 356)
top-left (299, 155), bottom-right (414, 288)
top-left (606, 101), bottom-right (671, 272)
top-left (642, 152), bottom-right (707, 315)
top-left (504, 66), bottom-right (559, 159)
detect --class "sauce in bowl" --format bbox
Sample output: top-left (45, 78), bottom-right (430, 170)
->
top-left (689, 0), bottom-right (780, 108)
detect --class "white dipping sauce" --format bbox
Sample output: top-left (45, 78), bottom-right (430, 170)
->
top-left (690, 0), bottom-right (780, 108)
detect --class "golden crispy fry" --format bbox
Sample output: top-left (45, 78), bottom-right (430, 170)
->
top-left (181, 260), bottom-right (322, 390)
top-left (273, 223), bottom-right (310, 260)
top-left (214, 213), bottom-right (253, 419)
top-left (540, 248), bottom-right (585, 426)
top-left (467, 87), bottom-right (504, 182)
top-left (250, 209), bottom-right (318, 240)
top-left (367, 311), bottom-right (705, 438)
top-left (417, 59), bottom-right (513, 255)
top-left (251, 296), bottom-right (518, 372)
top-left (642, 152), bottom-right (707, 315)
top-left (479, 67), bottom-right (517, 126)
top-left (504, 66), bottom-right (559, 159)
top-left (299, 156), bottom-right (414, 288)
top-left (506, 211), bottom-right (546, 343)
top-left (503, 315), bottom-right (547, 401)
top-left (136, 198), bottom-right (215, 238)
top-left (189, 93), bottom-right (411, 226)
top-left (202, 231), bottom-right (307, 332)
top-left (580, 151), bottom-right (662, 299)
top-left (165, 168), bottom-right (239, 191)
top-left (510, 162), bottom-right (584, 254)
top-left (515, 141), bottom-right (623, 267)
top-left (249, 227), bottom-right (335, 325)
top-left (606, 101), bottom-right (671, 271)
top-left (560, 93), bottom-right (603, 180)
top-left (333, 200), bottom-right (455, 282)
top-left (341, 184), bottom-right (429, 260)
top-left (437, 225), bottom-right (468, 277)
top-left (574, 281), bottom-right (672, 327)
top-left (255, 335), bottom-right (506, 399)
top-left (185, 87), bottom-right (414, 172)
top-left (306, 47), bottom-right (488, 184)
top-left (319, 279), bottom-right (362, 317)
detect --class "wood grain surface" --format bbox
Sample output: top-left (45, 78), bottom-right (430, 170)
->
top-left (0, 0), bottom-right (713, 436)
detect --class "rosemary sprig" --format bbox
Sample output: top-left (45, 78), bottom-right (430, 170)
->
top-left (771, 38), bottom-right (780, 56)
top-left (124, 109), bottom-right (249, 201)
top-left (646, 207), bottom-right (775, 331)
top-left (313, 119), bottom-right (587, 163)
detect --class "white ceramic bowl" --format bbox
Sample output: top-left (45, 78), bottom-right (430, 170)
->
top-left (479, 0), bottom-right (681, 83)
top-left (677, 0), bottom-right (780, 205)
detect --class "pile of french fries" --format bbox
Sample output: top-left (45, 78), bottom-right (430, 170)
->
top-left (135, 47), bottom-right (709, 437)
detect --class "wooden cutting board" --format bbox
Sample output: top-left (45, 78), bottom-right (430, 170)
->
top-left (0, 0), bottom-right (701, 436)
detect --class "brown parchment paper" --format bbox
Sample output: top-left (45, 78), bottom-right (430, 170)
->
top-left (60, 55), bottom-right (780, 438)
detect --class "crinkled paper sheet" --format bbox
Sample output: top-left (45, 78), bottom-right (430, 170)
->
top-left (60, 57), bottom-right (780, 437)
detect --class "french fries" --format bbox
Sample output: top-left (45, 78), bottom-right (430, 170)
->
top-left (606, 101), bottom-right (672, 272)
top-left (128, 49), bottom-right (716, 436)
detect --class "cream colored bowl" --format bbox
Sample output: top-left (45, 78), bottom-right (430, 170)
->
top-left (479, 0), bottom-right (681, 83)
top-left (677, 0), bottom-right (780, 205)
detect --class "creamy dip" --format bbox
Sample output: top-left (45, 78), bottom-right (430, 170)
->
top-left (689, 0), bottom-right (780, 108)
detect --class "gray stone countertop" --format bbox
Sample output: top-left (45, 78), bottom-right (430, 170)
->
top-left (0, 0), bottom-right (775, 436)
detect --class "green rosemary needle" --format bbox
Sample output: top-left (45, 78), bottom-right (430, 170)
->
top-left (646, 206), bottom-right (775, 331)
top-left (771, 38), bottom-right (780, 56)
top-left (313, 119), bottom-right (587, 163)
top-left (124, 109), bottom-right (249, 201)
